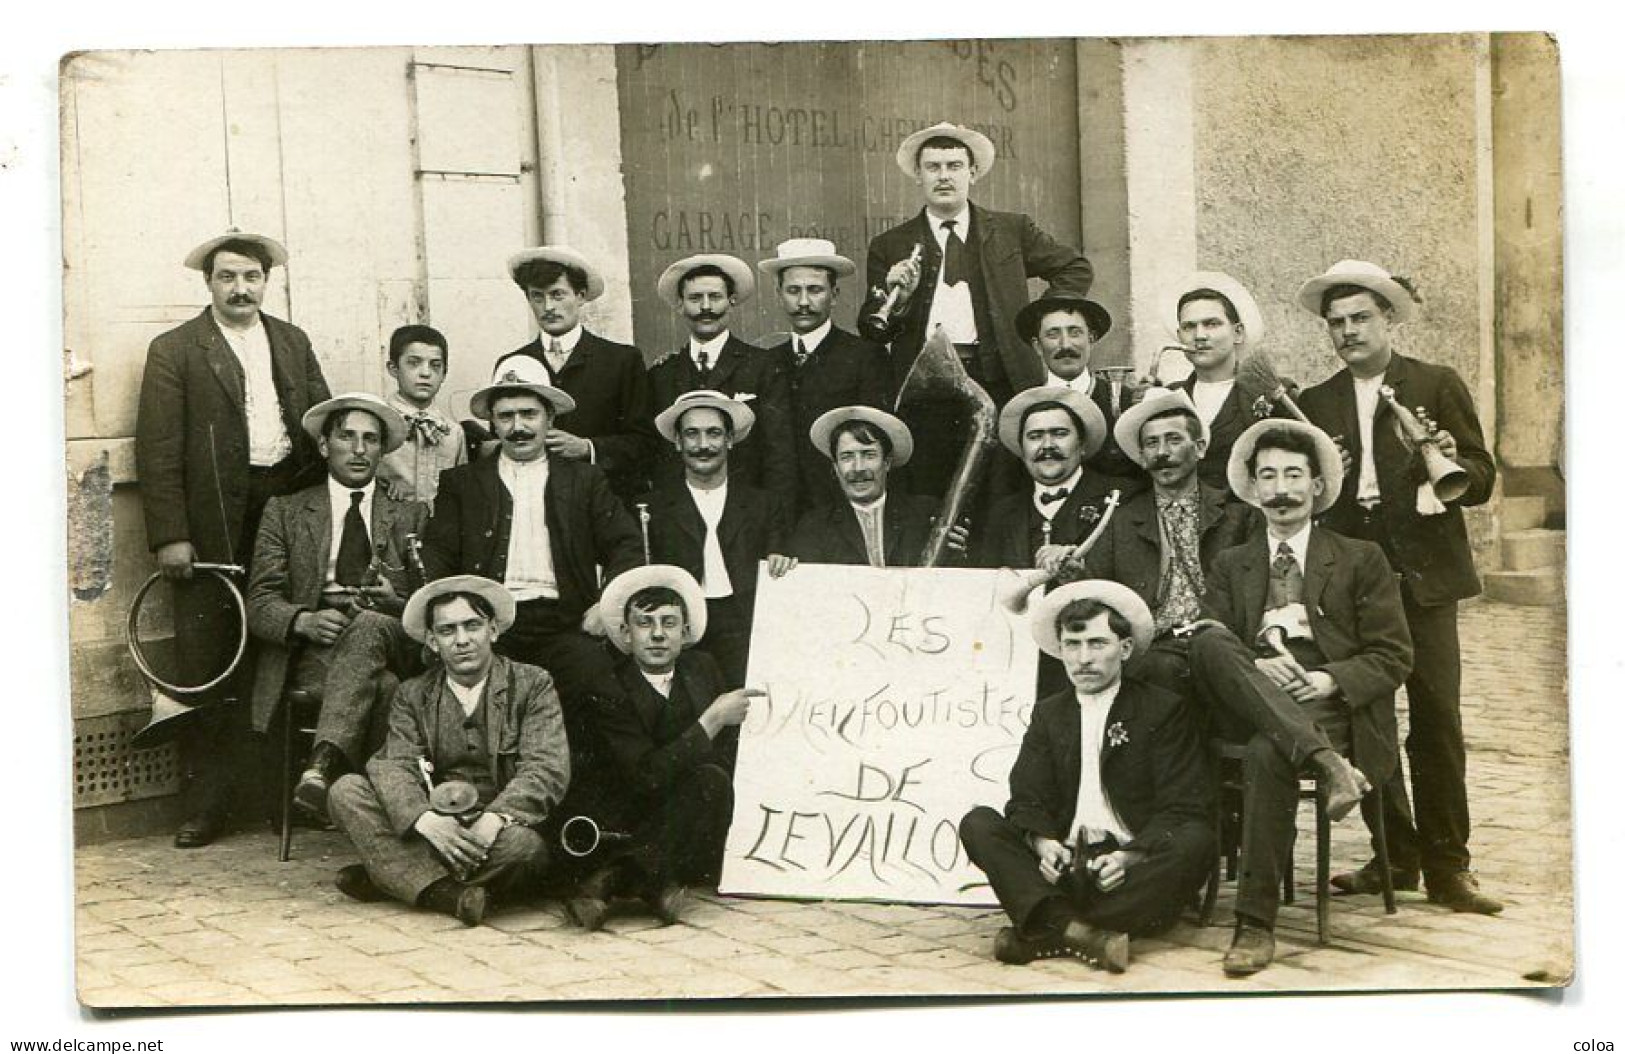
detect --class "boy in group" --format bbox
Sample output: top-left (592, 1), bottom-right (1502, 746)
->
top-left (376, 324), bottom-right (466, 505)
top-left (566, 565), bottom-right (764, 930)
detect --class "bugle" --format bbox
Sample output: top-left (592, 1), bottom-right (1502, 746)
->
top-left (126, 561), bottom-right (249, 749)
top-left (559, 814), bottom-right (634, 858)
top-left (865, 243), bottom-right (923, 330)
top-left (996, 490), bottom-right (1122, 616)
top-left (1378, 385), bottom-right (1469, 503)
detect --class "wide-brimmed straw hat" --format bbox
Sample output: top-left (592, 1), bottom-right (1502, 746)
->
top-left (997, 386), bottom-right (1108, 460)
top-left (757, 238), bottom-right (856, 280)
top-left (599, 565), bottom-right (709, 654)
top-left (1227, 418), bottom-right (1344, 515)
top-left (654, 389), bottom-right (756, 444)
top-left (300, 393), bottom-right (410, 454)
top-left (403, 576), bottom-right (517, 642)
top-left (1030, 580), bottom-right (1154, 659)
top-left (1113, 387), bottom-right (1209, 468)
top-left (656, 254), bottom-right (756, 304)
top-left (184, 228), bottom-right (289, 271)
top-left (469, 354), bottom-right (577, 420)
top-left (895, 121), bottom-right (996, 178)
top-left (808, 406), bottom-right (913, 466)
top-left (506, 246), bottom-right (606, 301)
top-left (1170, 271), bottom-right (1265, 344)
top-left (1296, 260), bottom-right (1417, 323)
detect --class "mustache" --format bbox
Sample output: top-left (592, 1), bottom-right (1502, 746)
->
top-left (1034, 448), bottom-right (1067, 462)
top-left (228, 294), bottom-right (256, 304)
top-left (1262, 494), bottom-right (1303, 509)
top-left (842, 471), bottom-right (877, 484)
top-left (503, 429), bottom-right (538, 443)
top-left (1049, 348), bottom-right (1083, 359)
top-left (690, 311), bottom-right (723, 323)
top-left (1148, 456), bottom-right (1177, 470)
top-left (686, 447), bottom-right (722, 459)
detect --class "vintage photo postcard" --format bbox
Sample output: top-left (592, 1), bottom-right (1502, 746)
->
top-left (64, 32), bottom-right (1569, 1009)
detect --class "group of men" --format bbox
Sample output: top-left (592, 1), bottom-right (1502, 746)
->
top-left (133, 119), bottom-right (1500, 977)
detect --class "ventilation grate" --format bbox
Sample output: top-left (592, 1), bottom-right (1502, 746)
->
top-left (73, 712), bottom-right (182, 808)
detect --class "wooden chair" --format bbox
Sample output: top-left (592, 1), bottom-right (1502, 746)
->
top-left (1200, 740), bottom-right (1397, 944)
top-left (276, 687), bottom-right (324, 862)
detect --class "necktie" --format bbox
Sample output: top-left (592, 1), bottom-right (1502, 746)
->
top-left (1039, 487), bottom-right (1070, 507)
top-left (335, 490), bottom-right (372, 587)
top-left (696, 348), bottom-right (711, 381)
top-left (1266, 541), bottom-right (1304, 609)
top-left (941, 219), bottom-right (969, 287)
top-left (793, 337), bottom-right (809, 366)
top-left (1154, 494), bottom-right (1204, 634)
top-left (546, 337), bottom-right (567, 375)
top-left (408, 412), bottom-right (449, 447)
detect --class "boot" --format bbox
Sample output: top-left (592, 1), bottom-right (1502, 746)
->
top-left (293, 742), bottom-right (348, 821)
top-left (418, 876), bottom-right (487, 927)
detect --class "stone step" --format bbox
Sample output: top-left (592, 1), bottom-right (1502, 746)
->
top-left (1483, 568), bottom-right (1565, 607)
top-left (1500, 529), bottom-right (1566, 572)
top-left (1500, 495), bottom-right (1548, 532)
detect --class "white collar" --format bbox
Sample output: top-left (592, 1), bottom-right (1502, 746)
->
top-left (542, 325), bottom-right (583, 354)
top-left (1074, 680), bottom-right (1121, 709)
top-left (1045, 368), bottom-right (1094, 394)
top-left (387, 390), bottom-right (446, 419)
top-left (687, 478), bottom-right (729, 502)
top-left (446, 675), bottom-right (488, 717)
top-left (326, 475), bottom-right (377, 508)
top-left (928, 206), bottom-right (972, 237)
top-left (792, 319), bottom-right (834, 354)
top-left (689, 330), bottom-right (731, 361)
top-left (499, 450), bottom-right (549, 474)
top-left (1033, 466), bottom-right (1084, 499)
top-left (1266, 521), bottom-right (1313, 567)
top-left (641, 668), bottom-right (676, 698)
top-left (850, 493), bottom-right (888, 516)
top-left (210, 308), bottom-right (264, 337)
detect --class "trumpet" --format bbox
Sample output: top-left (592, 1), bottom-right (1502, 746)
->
top-left (865, 243), bottom-right (923, 330)
top-left (1378, 385), bottom-right (1469, 503)
top-left (996, 490), bottom-right (1122, 615)
top-left (636, 502), bottom-right (652, 565)
top-left (559, 814), bottom-right (634, 858)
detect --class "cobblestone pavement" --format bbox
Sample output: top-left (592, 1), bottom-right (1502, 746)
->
top-left (73, 600), bottom-right (1572, 1008)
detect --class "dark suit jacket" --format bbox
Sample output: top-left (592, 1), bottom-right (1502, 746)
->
top-left (496, 331), bottom-right (656, 501)
top-left (648, 334), bottom-right (798, 516)
top-left (646, 479), bottom-right (789, 602)
top-left (595, 650), bottom-right (735, 818)
top-left (367, 656), bottom-right (571, 834)
top-left (1173, 375), bottom-right (1251, 494)
top-left (135, 308), bottom-right (331, 558)
top-left (245, 481), bottom-right (429, 731)
top-left (422, 456), bottom-right (641, 622)
top-left (766, 326), bottom-right (892, 508)
top-left (787, 492), bottom-right (941, 567)
top-left (1297, 353), bottom-right (1495, 606)
top-left (1203, 526), bottom-right (1414, 782)
top-left (859, 204), bottom-right (1091, 393)
top-left (1080, 483), bottom-right (1256, 615)
top-left (1004, 676), bottom-right (1211, 857)
top-left (970, 479), bottom-right (1123, 570)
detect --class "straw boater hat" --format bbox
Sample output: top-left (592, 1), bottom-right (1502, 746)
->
top-left (757, 238), bottom-right (856, 281)
top-left (1030, 580), bottom-right (1154, 660)
top-left (505, 246), bottom-right (606, 301)
top-left (402, 575), bottom-right (517, 643)
top-left (895, 121), bottom-right (997, 178)
top-left (997, 386), bottom-right (1108, 461)
top-left (1015, 293), bottom-right (1113, 345)
top-left (1295, 259), bottom-right (1417, 324)
top-left (656, 253), bottom-right (756, 305)
top-left (599, 565), bottom-right (709, 654)
top-left (1227, 418), bottom-right (1344, 515)
top-left (809, 406), bottom-right (914, 466)
top-left (1113, 387), bottom-right (1209, 469)
top-left (468, 354), bottom-right (577, 421)
top-left (1170, 271), bottom-right (1265, 344)
top-left (183, 228), bottom-right (289, 271)
top-left (300, 392), bottom-right (410, 454)
top-left (654, 389), bottom-right (756, 445)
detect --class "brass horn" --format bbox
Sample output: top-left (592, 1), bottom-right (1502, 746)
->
top-left (126, 562), bottom-right (249, 749)
top-left (559, 814), bottom-right (634, 858)
top-left (895, 327), bottom-right (998, 568)
top-left (865, 243), bottom-right (924, 330)
top-left (996, 490), bottom-right (1123, 616)
top-left (1378, 385), bottom-right (1469, 503)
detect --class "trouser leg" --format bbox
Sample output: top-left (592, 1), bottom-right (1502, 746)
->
top-left (642, 763), bottom-right (734, 886)
top-left (470, 825), bottom-right (551, 899)
top-left (317, 611), bottom-right (418, 767)
top-left (1188, 628), bottom-right (1337, 765)
top-left (1400, 594), bottom-right (1470, 876)
top-left (1064, 821), bottom-right (1215, 936)
top-left (959, 806), bottom-right (1069, 936)
top-left (328, 774), bottom-right (448, 904)
top-left (700, 596), bottom-right (752, 690)
top-left (1233, 732), bottom-right (1301, 929)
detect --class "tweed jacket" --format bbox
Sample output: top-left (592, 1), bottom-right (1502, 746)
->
top-left (1202, 525), bottom-right (1414, 782)
top-left (1296, 352), bottom-right (1496, 606)
top-left (244, 481), bottom-right (428, 731)
top-left (859, 204), bottom-right (1092, 393)
top-left (1079, 482), bottom-right (1256, 615)
top-left (135, 308), bottom-right (331, 558)
top-left (1004, 676), bottom-right (1211, 857)
top-left (366, 655), bottom-right (571, 834)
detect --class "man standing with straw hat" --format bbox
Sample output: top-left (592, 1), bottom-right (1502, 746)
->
top-left (1167, 272), bottom-right (1267, 493)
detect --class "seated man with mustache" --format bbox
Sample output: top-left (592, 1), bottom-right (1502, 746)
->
top-left (786, 406), bottom-right (965, 567)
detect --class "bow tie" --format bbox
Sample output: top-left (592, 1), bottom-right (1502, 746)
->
top-left (1039, 488), bottom-right (1071, 507)
top-left (407, 412), bottom-right (451, 447)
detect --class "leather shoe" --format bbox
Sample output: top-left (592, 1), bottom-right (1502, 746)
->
top-left (565, 864), bottom-right (620, 932)
top-left (1223, 922), bottom-right (1276, 977)
top-left (334, 864), bottom-right (384, 903)
top-left (173, 814), bottom-right (223, 849)
top-left (993, 925), bottom-right (1072, 965)
top-left (1313, 750), bottom-right (1372, 823)
top-left (292, 768), bottom-right (331, 821)
top-left (646, 883), bottom-right (687, 926)
top-left (1425, 871), bottom-right (1503, 915)
top-left (419, 877), bottom-right (488, 926)
top-left (1062, 919), bottom-right (1129, 974)
top-left (1330, 859), bottom-right (1420, 895)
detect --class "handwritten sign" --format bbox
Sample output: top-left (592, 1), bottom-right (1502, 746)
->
top-left (719, 564), bottom-right (1038, 906)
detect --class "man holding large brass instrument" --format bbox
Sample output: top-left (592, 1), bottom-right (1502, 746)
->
top-left (1295, 260), bottom-right (1502, 916)
top-left (860, 121), bottom-right (1092, 499)
top-left (246, 394), bottom-right (429, 822)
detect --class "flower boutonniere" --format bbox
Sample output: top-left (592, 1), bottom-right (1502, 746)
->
top-left (1077, 505), bottom-right (1102, 529)
top-left (1106, 722), bottom-right (1130, 749)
